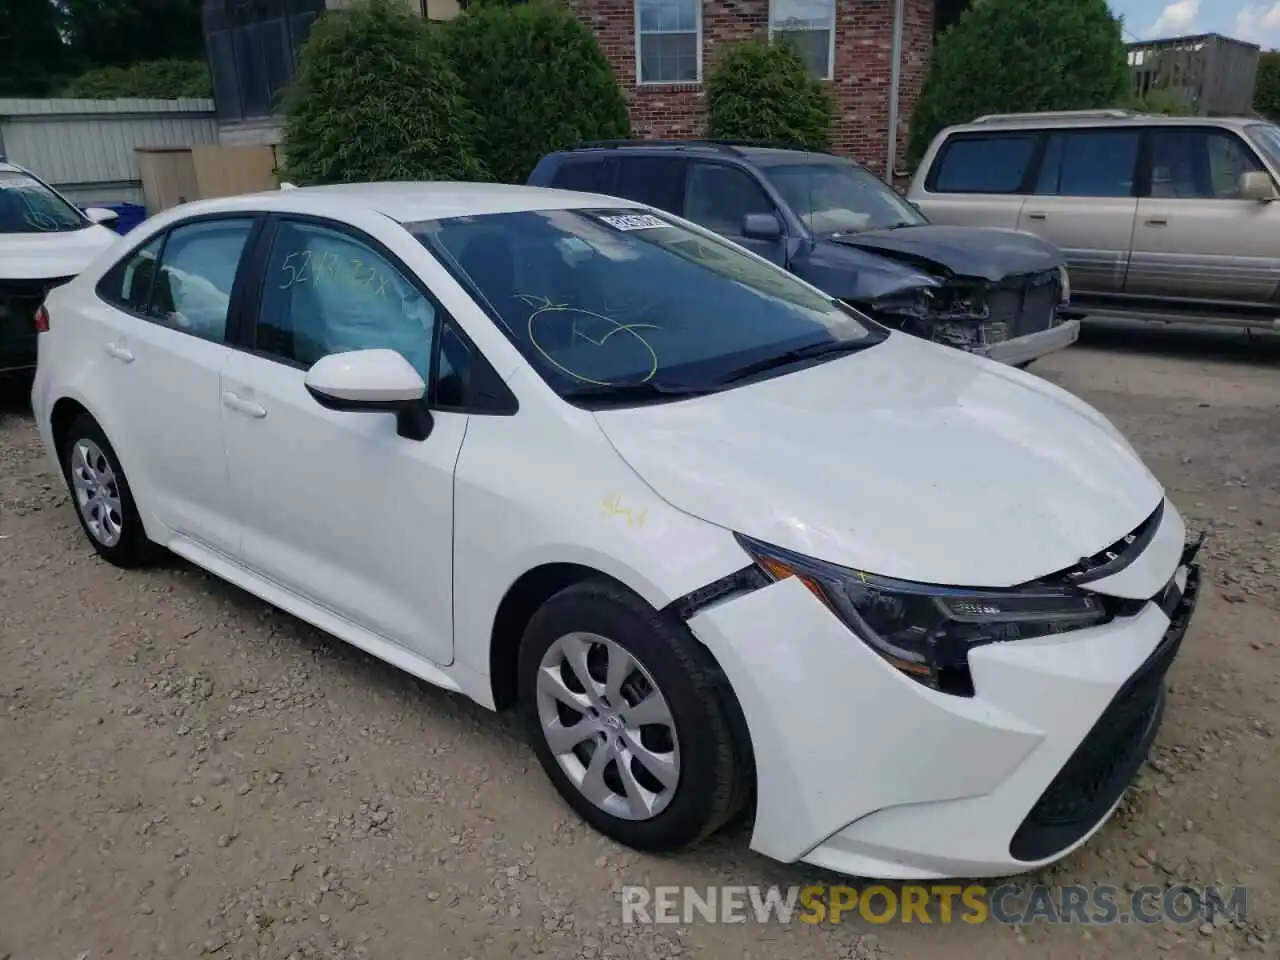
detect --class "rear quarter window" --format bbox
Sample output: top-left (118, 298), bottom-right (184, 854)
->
top-left (927, 134), bottom-right (1039, 194)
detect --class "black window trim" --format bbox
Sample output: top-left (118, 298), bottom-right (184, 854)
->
top-left (93, 212), bottom-right (267, 345)
top-left (1136, 124), bottom-right (1271, 200)
top-left (233, 212), bottom-right (517, 417)
top-left (681, 158), bottom-right (788, 236)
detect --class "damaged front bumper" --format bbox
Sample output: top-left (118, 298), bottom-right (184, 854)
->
top-left (866, 267), bottom-right (1076, 365)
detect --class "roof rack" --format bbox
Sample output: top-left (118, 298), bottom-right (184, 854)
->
top-left (971, 109), bottom-right (1137, 124)
top-left (573, 138), bottom-right (831, 154)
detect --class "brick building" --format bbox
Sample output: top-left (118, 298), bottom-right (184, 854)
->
top-left (571, 0), bottom-right (970, 177)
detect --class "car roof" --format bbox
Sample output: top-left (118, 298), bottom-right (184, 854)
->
top-left (0, 161), bottom-right (30, 174)
top-left (939, 112), bottom-right (1270, 136)
top-left (162, 181), bottom-right (645, 225)
top-left (555, 141), bottom-right (839, 166)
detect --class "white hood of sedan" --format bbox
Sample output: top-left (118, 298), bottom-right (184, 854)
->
top-left (0, 225), bottom-right (118, 280)
top-left (593, 333), bottom-right (1164, 588)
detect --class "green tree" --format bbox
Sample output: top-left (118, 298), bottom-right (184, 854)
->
top-left (62, 0), bottom-right (204, 69)
top-left (908, 0), bottom-right (1128, 166)
top-left (706, 39), bottom-right (835, 152)
top-left (282, 0), bottom-right (485, 185)
top-left (1255, 51), bottom-right (1280, 122)
top-left (443, 1), bottom-right (630, 184)
top-left (62, 59), bottom-right (213, 98)
top-left (0, 0), bottom-right (73, 96)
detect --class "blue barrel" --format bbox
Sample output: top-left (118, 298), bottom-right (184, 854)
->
top-left (83, 202), bottom-right (148, 235)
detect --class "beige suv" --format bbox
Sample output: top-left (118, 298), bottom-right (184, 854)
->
top-left (908, 110), bottom-right (1280, 330)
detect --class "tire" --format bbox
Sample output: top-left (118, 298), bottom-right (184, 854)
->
top-left (518, 577), bottom-right (747, 852)
top-left (61, 413), bottom-right (157, 568)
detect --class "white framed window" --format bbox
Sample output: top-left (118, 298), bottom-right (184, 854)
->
top-left (636, 0), bottom-right (701, 85)
top-left (769, 0), bottom-right (836, 80)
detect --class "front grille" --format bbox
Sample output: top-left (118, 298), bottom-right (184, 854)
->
top-left (1009, 563), bottom-right (1200, 863)
top-left (986, 270), bottom-right (1060, 340)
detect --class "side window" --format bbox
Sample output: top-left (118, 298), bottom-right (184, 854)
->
top-left (98, 234), bottom-right (165, 315)
top-left (1148, 129), bottom-right (1264, 199)
top-left (1207, 130), bottom-right (1263, 198)
top-left (152, 218), bottom-right (256, 341)
top-left (930, 135), bottom-right (1037, 194)
top-left (612, 156), bottom-right (686, 213)
top-left (1035, 131), bottom-right (1140, 198)
top-left (255, 220), bottom-right (437, 380)
top-left (683, 163), bottom-right (774, 234)
top-left (548, 157), bottom-right (617, 195)
top-left (435, 321), bottom-right (472, 409)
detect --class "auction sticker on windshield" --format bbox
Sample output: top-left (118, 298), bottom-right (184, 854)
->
top-left (597, 213), bottom-right (669, 231)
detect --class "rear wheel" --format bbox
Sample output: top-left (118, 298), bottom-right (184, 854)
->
top-left (62, 414), bottom-right (157, 567)
top-left (518, 578), bottom-right (747, 851)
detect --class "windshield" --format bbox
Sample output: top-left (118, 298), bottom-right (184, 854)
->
top-left (762, 160), bottom-right (926, 236)
top-left (411, 208), bottom-right (883, 400)
top-left (0, 170), bottom-right (88, 233)
top-left (1246, 124), bottom-right (1280, 170)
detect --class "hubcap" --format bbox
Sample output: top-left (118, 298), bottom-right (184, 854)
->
top-left (70, 439), bottom-right (124, 548)
top-left (536, 632), bottom-right (680, 821)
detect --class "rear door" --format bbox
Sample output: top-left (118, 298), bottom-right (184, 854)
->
top-left (914, 131), bottom-right (1037, 229)
top-left (1126, 126), bottom-right (1280, 303)
top-left (1017, 128), bottom-right (1142, 294)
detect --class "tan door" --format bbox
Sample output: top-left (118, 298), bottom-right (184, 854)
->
top-left (1016, 128), bottom-right (1142, 294)
top-left (1126, 126), bottom-right (1280, 303)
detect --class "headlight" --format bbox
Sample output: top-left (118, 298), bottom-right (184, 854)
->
top-left (735, 534), bottom-right (1110, 696)
top-left (1058, 265), bottom-right (1071, 305)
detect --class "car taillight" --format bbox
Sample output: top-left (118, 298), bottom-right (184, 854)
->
top-left (35, 305), bottom-right (50, 333)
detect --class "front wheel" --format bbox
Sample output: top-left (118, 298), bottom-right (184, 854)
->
top-left (518, 578), bottom-right (748, 852)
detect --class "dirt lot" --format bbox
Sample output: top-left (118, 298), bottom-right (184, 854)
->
top-left (1, 321), bottom-right (1277, 960)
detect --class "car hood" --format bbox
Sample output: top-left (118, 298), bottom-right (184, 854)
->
top-left (0, 225), bottom-right (118, 280)
top-left (830, 225), bottom-right (1063, 282)
top-left (593, 333), bottom-right (1163, 588)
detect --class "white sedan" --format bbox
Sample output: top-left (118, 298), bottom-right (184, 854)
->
top-left (31, 182), bottom-right (1202, 880)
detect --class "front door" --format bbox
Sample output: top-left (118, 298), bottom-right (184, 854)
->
top-left (1126, 126), bottom-right (1280, 303)
top-left (1016, 128), bottom-right (1142, 294)
top-left (682, 161), bottom-right (788, 266)
top-left (219, 216), bottom-right (464, 666)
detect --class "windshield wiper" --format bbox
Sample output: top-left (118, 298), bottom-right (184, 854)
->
top-left (717, 339), bottom-right (874, 385)
top-left (561, 380), bottom-right (721, 405)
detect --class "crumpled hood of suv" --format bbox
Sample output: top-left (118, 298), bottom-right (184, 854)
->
top-left (832, 224), bottom-right (1064, 282)
top-left (593, 333), bottom-right (1163, 587)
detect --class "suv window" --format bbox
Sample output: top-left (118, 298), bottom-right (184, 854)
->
top-left (254, 219), bottom-right (437, 378)
top-left (683, 163), bottom-right (774, 234)
top-left (0, 169), bottom-right (88, 233)
top-left (98, 235), bottom-right (165, 316)
top-left (548, 157), bottom-right (618, 195)
top-left (152, 218), bottom-right (256, 342)
top-left (1034, 130), bottom-right (1139, 198)
top-left (1148, 128), bottom-right (1263, 199)
top-left (930, 135), bottom-right (1037, 194)
top-left (611, 156), bottom-right (686, 212)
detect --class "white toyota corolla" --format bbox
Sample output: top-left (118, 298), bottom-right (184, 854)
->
top-left (31, 182), bottom-right (1202, 880)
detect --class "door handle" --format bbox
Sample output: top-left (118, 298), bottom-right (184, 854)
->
top-left (104, 343), bottom-right (134, 363)
top-left (1026, 212), bottom-right (1047, 221)
top-left (222, 391), bottom-right (267, 419)
top-left (1145, 216), bottom-right (1169, 226)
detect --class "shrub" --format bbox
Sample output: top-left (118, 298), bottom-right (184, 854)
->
top-left (443, 2), bottom-right (630, 184)
top-left (908, 0), bottom-right (1128, 166)
top-left (281, 0), bottom-right (485, 185)
top-left (1255, 51), bottom-right (1280, 122)
top-left (62, 59), bottom-right (212, 99)
top-left (707, 39), bottom-right (835, 151)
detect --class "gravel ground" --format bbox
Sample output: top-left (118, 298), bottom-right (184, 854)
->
top-left (1, 321), bottom-right (1277, 960)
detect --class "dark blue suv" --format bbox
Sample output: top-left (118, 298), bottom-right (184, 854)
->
top-left (529, 140), bottom-right (1079, 366)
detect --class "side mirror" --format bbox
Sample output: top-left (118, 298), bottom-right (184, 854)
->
top-left (742, 211), bottom-right (784, 241)
top-left (84, 206), bottom-right (119, 225)
top-left (304, 348), bottom-right (432, 440)
top-left (1239, 171), bottom-right (1277, 202)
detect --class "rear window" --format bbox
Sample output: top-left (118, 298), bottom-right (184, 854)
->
top-left (929, 135), bottom-right (1038, 194)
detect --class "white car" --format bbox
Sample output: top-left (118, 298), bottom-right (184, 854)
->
top-left (0, 162), bottom-right (120, 377)
top-left (31, 182), bottom-right (1202, 880)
